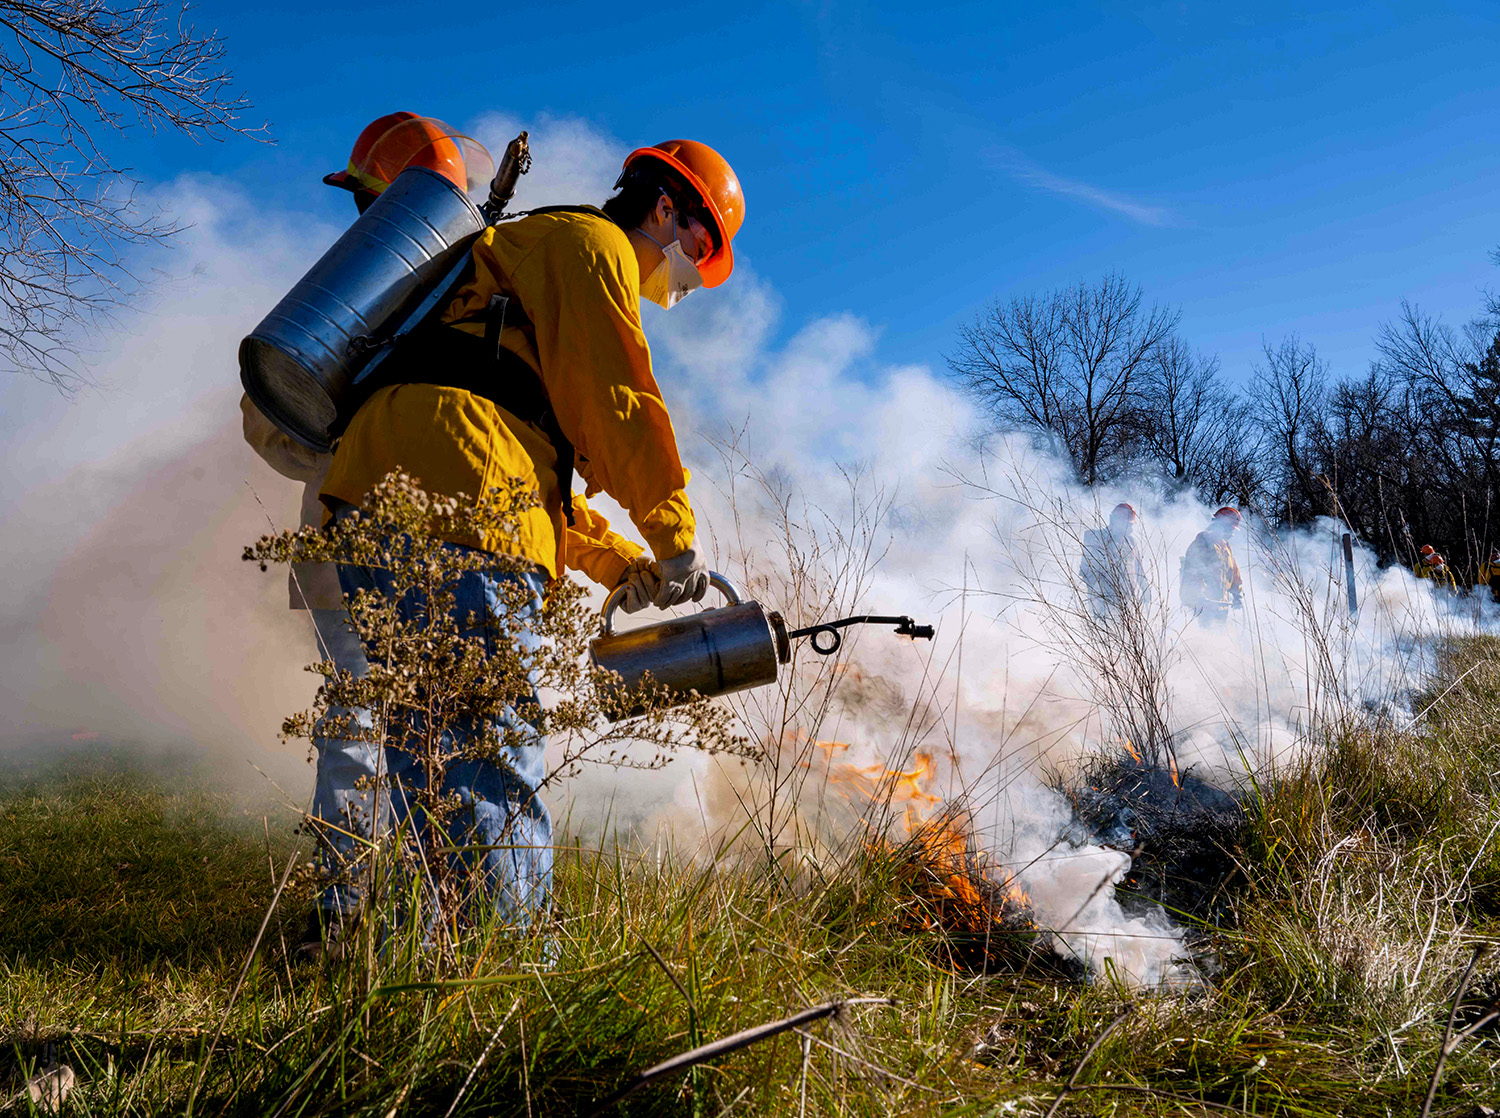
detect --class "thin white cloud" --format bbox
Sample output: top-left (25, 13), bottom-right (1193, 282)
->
top-left (996, 150), bottom-right (1178, 227)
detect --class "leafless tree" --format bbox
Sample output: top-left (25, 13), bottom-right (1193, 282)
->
top-left (1, 0), bottom-right (260, 389)
top-left (946, 273), bottom-right (1179, 485)
top-left (1135, 334), bottom-right (1261, 505)
top-left (1251, 334), bottom-right (1328, 521)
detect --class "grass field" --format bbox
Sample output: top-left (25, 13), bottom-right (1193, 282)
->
top-left (5, 641), bottom-right (1500, 1116)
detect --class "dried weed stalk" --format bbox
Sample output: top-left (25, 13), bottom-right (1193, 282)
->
top-left (245, 471), bottom-right (752, 937)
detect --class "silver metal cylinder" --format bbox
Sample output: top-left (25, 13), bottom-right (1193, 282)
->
top-left (589, 573), bottom-right (791, 720)
top-left (239, 166), bottom-right (486, 451)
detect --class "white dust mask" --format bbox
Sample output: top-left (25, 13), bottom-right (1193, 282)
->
top-left (636, 215), bottom-right (704, 309)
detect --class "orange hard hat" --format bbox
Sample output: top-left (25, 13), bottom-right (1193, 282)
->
top-left (1419, 544), bottom-right (1436, 557)
top-left (1214, 507), bottom-right (1242, 523)
top-left (1112, 502), bottom-right (1137, 520)
top-left (324, 112), bottom-right (493, 197)
top-left (622, 139), bottom-right (744, 288)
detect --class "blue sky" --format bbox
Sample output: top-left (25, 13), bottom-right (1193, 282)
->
top-left (117, 0), bottom-right (1498, 387)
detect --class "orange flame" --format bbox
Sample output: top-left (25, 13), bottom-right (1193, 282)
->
top-left (1121, 737), bottom-right (1180, 787)
top-left (812, 741), bottom-right (1032, 942)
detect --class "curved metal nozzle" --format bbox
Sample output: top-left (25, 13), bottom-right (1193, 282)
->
top-left (788, 614), bottom-right (936, 656)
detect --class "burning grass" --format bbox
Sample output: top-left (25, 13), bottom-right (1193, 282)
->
top-left (870, 808), bottom-right (1042, 974)
top-left (6, 641), bottom-right (1500, 1114)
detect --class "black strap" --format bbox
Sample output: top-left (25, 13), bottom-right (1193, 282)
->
top-left (339, 207), bottom-right (616, 528)
top-left (350, 303), bottom-right (577, 527)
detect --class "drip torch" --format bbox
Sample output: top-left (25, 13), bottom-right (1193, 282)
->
top-left (589, 573), bottom-right (935, 720)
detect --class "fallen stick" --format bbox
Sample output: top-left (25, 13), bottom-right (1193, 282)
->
top-left (1421, 944), bottom-right (1487, 1118)
top-left (1043, 1008), bottom-right (1133, 1118)
top-left (583, 996), bottom-right (894, 1117)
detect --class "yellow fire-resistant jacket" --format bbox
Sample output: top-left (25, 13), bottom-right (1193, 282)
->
top-left (1478, 560), bottom-right (1500, 601)
top-left (321, 207), bottom-right (694, 588)
top-left (1414, 560), bottom-right (1458, 593)
top-left (1180, 531), bottom-right (1242, 610)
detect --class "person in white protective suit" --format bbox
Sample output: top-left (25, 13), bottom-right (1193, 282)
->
top-left (1079, 502), bottom-right (1152, 619)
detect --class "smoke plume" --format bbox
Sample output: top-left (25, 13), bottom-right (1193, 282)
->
top-left (0, 121), bottom-right (1470, 987)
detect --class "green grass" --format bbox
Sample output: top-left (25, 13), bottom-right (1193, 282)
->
top-left (6, 642), bottom-right (1500, 1116)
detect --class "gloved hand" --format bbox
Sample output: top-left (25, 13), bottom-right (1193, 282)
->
top-left (616, 558), bottom-right (660, 614)
top-left (652, 541), bottom-right (710, 609)
top-left (1230, 586), bottom-right (1243, 609)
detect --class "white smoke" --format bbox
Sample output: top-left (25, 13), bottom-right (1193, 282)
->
top-left (0, 118), bottom-right (1470, 988)
top-left (0, 175), bottom-right (342, 792)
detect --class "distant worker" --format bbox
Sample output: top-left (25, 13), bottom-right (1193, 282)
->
top-left (241, 113), bottom-right (495, 956)
top-left (1180, 507), bottom-right (1243, 626)
top-left (1079, 502), bottom-right (1151, 618)
top-left (1478, 546), bottom-right (1500, 604)
top-left (1414, 545), bottom-right (1458, 594)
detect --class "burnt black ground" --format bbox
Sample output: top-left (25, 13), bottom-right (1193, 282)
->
top-left (1065, 755), bottom-right (1248, 927)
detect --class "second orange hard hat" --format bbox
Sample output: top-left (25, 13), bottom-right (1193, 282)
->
top-left (325, 112), bottom-right (493, 198)
top-left (623, 139), bottom-right (744, 288)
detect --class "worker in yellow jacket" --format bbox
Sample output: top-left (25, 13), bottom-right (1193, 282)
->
top-left (242, 113), bottom-right (495, 951)
top-left (1180, 507), bottom-right (1244, 626)
top-left (1477, 547), bottom-right (1500, 603)
top-left (319, 136), bottom-right (747, 927)
top-left (1414, 545), bottom-right (1458, 594)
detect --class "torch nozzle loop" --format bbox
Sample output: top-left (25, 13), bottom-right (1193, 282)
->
top-left (788, 615), bottom-right (936, 657)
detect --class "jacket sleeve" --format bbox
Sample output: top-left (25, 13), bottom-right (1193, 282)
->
top-left (563, 492), bottom-right (644, 588)
top-left (507, 225), bottom-right (697, 563)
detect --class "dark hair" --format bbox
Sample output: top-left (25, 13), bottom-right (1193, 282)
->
top-left (601, 159), bottom-right (721, 252)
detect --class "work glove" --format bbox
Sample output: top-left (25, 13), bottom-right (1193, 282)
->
top-left (616, 558), bottom-right (660, 615)
top-left (652, 542), bottom-right (710, 609)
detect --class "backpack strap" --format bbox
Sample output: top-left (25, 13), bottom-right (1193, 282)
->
top-left (340, 206), bottom-right (619, 527)
top-left (349, 296), bottom-right (578, 527)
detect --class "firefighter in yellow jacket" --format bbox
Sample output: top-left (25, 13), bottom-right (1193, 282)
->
top-left (318, 135), bottom-right (746, 926)
top-left (1477, 547), bottom-right (1500, 603)
top-left (1181, 507), bottom-right (1243, 625)
top-left (1414, 545), bottom-right (1458, 594)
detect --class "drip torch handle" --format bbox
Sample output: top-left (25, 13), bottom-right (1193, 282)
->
top-left (600, 571), bottom-right (743, 636)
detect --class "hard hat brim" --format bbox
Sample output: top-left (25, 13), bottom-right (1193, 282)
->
top-left (323, 170), bottom-right (357, 191)
top-left (624, 146), bottom-right (734, 288)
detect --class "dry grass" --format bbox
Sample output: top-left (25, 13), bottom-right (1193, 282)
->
top-left (6, 669), bottom-right (1500, 1118)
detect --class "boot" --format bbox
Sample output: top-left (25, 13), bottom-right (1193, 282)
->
top-left (295, 906), bottom-right (359, 964)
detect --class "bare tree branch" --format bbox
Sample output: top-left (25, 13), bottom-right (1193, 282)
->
top-left (1136, 335), bottom-right (1261, 505)
top-left (0, 0), bottom-right (264, 389)
top-left (945, 273), bottom-right (1179, 485)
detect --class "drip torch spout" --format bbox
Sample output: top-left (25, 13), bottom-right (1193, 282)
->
top-left (483, 132), bottom-right (531, 219)
top-left (788, 614), bottom-right (935, 656)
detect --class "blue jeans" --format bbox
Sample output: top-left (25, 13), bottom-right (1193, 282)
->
top-left (334, 546), bottom-right (553, 927)
top-left (307, 608), bottom-right (379, 915)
